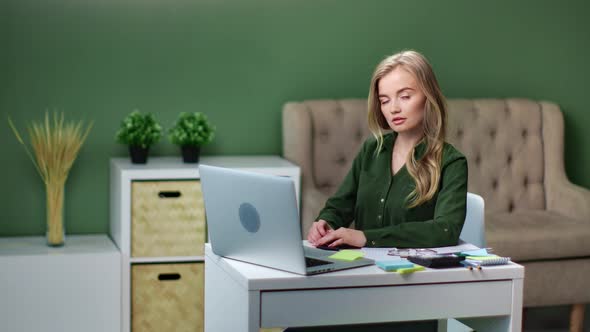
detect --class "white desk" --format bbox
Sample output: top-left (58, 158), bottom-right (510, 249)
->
top-left (204, 244), bottom-right (524, 332)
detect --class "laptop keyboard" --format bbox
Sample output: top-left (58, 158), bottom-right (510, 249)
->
top-left (305, 257), bottom-right (334, 267)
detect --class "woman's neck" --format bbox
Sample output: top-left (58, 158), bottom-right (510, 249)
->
top-left (395, 130), bottom-right (424, 150)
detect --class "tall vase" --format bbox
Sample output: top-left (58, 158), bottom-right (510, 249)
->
top-left (46, 181), bottom-right (65, 247)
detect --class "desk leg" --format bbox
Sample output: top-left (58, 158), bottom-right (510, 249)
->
top-left (510, 278), bottom-right (524, 331)
top-left (457, 278), bottom-right (524, 332)
top-left (204, 259), bottom-right (260, 332)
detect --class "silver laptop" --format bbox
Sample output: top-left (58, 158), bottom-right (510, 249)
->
top-left (199, 164), bottom-right (374, 275)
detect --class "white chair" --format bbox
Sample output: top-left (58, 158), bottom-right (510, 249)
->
top-left (441, 193), bottom-right (485, 332)
top-left (459, 192), bottom-right (486, 248)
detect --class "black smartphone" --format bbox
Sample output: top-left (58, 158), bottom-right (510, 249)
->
top-left (316, 245), bottom-right (340, 251)
top-left (316, 244), bottom-right (361, 251)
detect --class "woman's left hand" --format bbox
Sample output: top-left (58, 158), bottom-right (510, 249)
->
top-left (316, 227), bottom-right (367, 248)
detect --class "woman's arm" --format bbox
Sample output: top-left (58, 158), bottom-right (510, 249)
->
top-left (363, 157), bottom-right (468, 248)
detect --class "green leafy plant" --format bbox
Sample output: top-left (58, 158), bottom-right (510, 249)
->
top-left (168, 112), bottom-right (215, 147)
top-left (115, 111), bottom-right (162, 149)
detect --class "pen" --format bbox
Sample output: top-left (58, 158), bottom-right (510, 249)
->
top-left (461, 260), bottom-right (482, 270)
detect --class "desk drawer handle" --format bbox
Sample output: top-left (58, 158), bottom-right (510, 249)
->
top-left (158, 273), bottom-right (181, 281)
top-left (158, 191), bottom-right (181, 198)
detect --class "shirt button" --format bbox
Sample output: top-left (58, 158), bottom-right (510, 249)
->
top-left (372, 241), bottom-right (376, 245)
top-left (380, 198), bottom-right (385, 203)
top-left (378, 215), bottom-right (382, 219)
top-left (444, 228), bottom-right (448, 232)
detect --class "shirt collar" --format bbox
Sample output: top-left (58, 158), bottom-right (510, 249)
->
top-left (384, 131), bottom-right (427, 160)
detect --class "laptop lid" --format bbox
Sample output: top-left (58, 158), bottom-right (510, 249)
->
top-left (199, 165), bottom-right (373, 275)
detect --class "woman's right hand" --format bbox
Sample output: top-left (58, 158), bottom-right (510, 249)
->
top-left (307, 219), bottom-right (333, 246)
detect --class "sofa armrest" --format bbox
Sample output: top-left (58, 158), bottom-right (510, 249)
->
top-left (300, 185), bottom-right (331, 238)
top-left (547, 181), bottom-right (590, 221)
top-left (282, 102), bottom-right (315, 190)
top-left (541, 101), bottom-right (590, 221)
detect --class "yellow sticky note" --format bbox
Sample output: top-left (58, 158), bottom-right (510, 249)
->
top-left (328, 250), bottom-right (364, 261)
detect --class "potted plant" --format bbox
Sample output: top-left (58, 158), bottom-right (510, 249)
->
top-left (116, 110), bottom-right (162, 164)
top-left (168, 112), bottom-right (215, 163)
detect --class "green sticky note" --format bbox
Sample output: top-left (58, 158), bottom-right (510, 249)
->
top-left (328, 250), bottom-right (365, 261)
top-left (397, 265), bottom-right (425, 274)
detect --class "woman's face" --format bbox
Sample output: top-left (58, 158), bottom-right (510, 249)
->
top-left (378, 66), bottom-right (427, 137)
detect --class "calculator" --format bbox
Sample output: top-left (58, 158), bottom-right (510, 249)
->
top-left (407, 254), bottom-right (465, 268)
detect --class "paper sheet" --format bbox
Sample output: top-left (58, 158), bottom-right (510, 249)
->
top-left (360, 242), bottom-right (480, 260)
top-left (361, 247), bottom-right (401, 261)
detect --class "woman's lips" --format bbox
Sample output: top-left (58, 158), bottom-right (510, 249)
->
top-left (393, 117), bottom-right (406, 125)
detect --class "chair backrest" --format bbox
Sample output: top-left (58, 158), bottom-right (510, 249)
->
top-left (459, 192), bottom-right (486, 248)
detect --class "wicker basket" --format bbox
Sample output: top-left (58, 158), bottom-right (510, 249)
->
top-left (132, 263), bottom-right (204, 332)
top-left (131, 180), bottom-right (205, 257)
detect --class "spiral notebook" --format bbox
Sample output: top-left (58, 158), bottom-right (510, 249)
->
top-left (465, 255), bottom-right (511, 266)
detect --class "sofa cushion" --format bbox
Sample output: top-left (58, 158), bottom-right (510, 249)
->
top-left (486, 210), bottom-right (590, 261)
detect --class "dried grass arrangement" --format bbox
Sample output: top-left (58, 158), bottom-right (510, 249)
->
top-left (9, 112), bottom-right (93, 246)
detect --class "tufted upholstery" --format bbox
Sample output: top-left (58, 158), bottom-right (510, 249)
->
top-left (307, 99), bottom-right (371, 196)
top-left (447, 99), bottom-right (545, 213)
top-left (283, 98), bottom-right (590, 309)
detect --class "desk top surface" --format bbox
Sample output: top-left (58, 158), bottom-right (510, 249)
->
top-left (205, 244), bottom-right (524, 291)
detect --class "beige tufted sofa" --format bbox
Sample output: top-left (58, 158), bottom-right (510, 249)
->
top-left (282, 98), bottom-right (590, 330)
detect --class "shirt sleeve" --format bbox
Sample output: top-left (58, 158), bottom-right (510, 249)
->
top-left (363, 156), bottom-right (468, 248)
top-left (316, 142), bottom-right (368, 229)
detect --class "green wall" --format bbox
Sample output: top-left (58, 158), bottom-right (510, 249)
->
top-left (2, 0), bottom-right (589, 236)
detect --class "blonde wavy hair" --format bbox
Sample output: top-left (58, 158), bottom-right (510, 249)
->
top-left (367, 50), bottom-right (447, 208)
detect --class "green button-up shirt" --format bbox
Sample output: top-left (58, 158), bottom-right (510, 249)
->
top-left (317, 132), bottom-right (468, 248)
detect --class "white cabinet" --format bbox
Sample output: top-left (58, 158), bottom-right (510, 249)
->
top-left (0, 235), bottom-right (121, 332)
top-left (110, 156), bottom-right (300, 332)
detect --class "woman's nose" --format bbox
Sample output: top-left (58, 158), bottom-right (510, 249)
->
top-left (389, 102), bottom-right (400, 113)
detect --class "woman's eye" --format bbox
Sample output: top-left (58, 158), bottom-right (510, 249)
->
top-left (401, 95), bottom-right (410, 100)
top-left (380, 100), bottom-right (389, 105)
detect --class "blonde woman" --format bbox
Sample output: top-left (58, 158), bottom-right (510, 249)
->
top-left (308, 50), bottom-right (468, 249)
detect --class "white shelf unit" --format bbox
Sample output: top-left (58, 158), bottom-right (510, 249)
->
top-left (0, 235), bottom-right (121, 332)
top-left (110, 155), bottom-right (301, 332)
